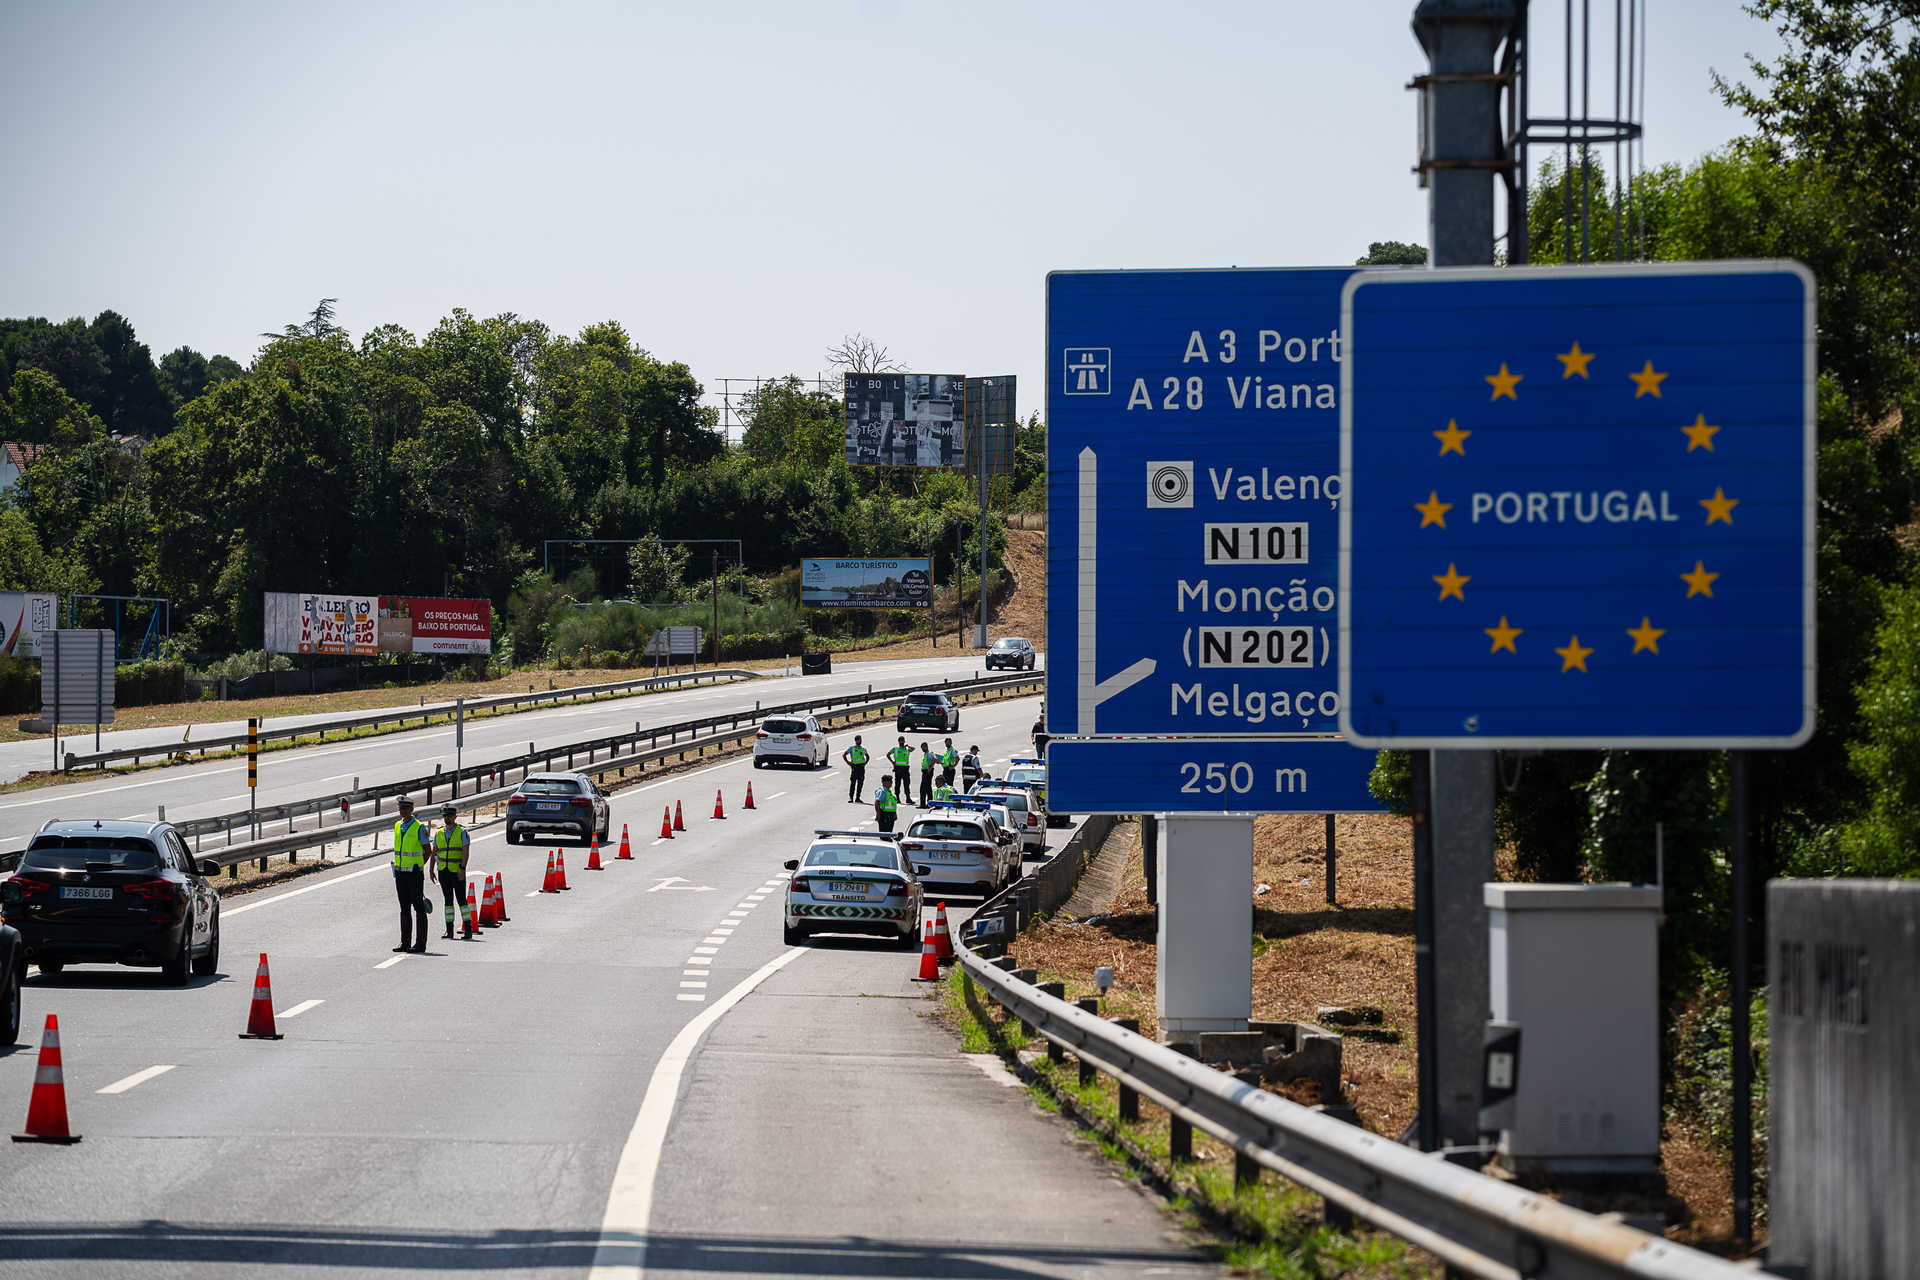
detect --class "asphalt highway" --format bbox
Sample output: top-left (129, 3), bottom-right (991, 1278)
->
top-left (0, 655), bottom-right (1010, 847)
top-left (0, 693), bottom-right (1213, 1279)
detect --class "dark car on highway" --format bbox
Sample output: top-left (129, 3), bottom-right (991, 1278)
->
top-left (1, 819), bottom-right (222, 985)
top-left (896, 690), bottom-right (959, 732)
top-left (505, 772), bottom-right (611, 845)
top-left (1, 920), bottom-right (21, 1043)
top-left (984, 636), bottom-right (1037, 670)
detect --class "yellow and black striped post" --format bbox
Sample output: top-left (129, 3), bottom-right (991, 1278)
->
top-left (247, 718), bottom-right (258, 842)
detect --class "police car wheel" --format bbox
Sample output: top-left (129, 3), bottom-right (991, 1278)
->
top-left (783, 922), bottom-right (807, 946)
top-left (753, 758), bottom-right (765, 769)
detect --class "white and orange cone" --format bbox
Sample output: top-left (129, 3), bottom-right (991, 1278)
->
top-left (711, 788), bottom-right (726, 820)
top-left (659, 807), bottom-right (674, 840)
top-left (585, 834), bottom-right (603, 871)
top-left (743, 782), bottom-right (756, 810)
top-left (541, 849), bottom-right (559, 893)
top-left (617, 824), bottom-right (633, 859)
top-left (556, 849), bottom-right (571, 890)
top-left (11, 1014), bottom-right (80, 1143)
top-left (493, 872), bottom-right (509, 923)
top-left (932, 902), bottom-right (954, 961)
top-left (673, 801), bottom-right (686, 832)
top-left (238, 953), bottom-right (284, 1040)
top-left (913, 916), bottom-right (939, 981)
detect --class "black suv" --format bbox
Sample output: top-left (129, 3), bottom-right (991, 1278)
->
top-left (985, 637), bottom-right (1037, 670)
top-left (2, 820), bottom-right (222, 984)
top-left (896, 690), bottom-right (959, 732)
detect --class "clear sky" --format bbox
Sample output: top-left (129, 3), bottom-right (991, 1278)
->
top-left (1, 1), bottom-right (1781, 429)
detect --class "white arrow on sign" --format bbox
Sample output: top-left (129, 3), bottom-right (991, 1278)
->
top-left (647, 876), bottom-right (715, 893)
top-left (1076, 446), bottom-right (1156, 734)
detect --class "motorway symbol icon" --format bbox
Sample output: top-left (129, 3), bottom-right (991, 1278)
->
top-left (1338, 261), bottom-right (1815, 749)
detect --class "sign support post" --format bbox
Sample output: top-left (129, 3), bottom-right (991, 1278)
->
top-left (247, 717), bottom-right (258, 841)
top-left (1413, 0), bottom-right (1515, 1152)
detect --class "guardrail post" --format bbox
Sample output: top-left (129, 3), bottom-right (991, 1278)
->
top-left (1036, 982), bottom-right (1066, 1060)
top-left (1170, 1114), bottom-right (1193, 1162)
top-left (1112, 1018), bottom-right (1142, 1119)
top-left (1234, 1150), bottom-right (1260, 1189)
top-left (1074, 998), bottom-right (1099, 1085)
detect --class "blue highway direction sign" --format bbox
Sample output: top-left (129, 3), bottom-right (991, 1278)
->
top-left (1338, 261), bottom-right (1815, 749)
top-left (1046, 738), bottom-right (1384, 816)
top-left (1046, 268), bottom-right (1360, 740)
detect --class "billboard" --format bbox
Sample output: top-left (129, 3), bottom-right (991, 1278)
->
top-left (843, 373), bottom-right (965, 467)
top-left (379, 597), bottom-right (492, 655)
top-left (265, 593), bottom-right (491, 655)
top-left (0, 592), bottom-right (58, 658)
top-left (802, 559), bottom-right (933, 610)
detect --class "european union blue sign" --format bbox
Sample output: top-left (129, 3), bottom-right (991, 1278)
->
top-left (1338, 262), bottom-right (1815, 749)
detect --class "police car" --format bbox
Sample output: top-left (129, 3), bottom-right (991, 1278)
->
top-left (1006, 758), bottom-right (1066, 826)
top-left (783, 830), bottom-right (927, 947)
top-left (902, 800), bottom-right (1018, 895)
top-left (972, 781), bottom-right (1046, 856)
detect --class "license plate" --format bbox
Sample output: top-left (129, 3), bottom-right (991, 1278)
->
top-left (537, 802), bottom-right (563, 811)
top-left (61, 886), bottom-right (112, 900)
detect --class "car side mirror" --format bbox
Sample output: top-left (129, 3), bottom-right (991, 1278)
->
top-left (783, 859), bottom-right (799, 871)
top-left (915, 865), bottom-right (932, 878)
top-left (197, 858), bottom-right (222, 877)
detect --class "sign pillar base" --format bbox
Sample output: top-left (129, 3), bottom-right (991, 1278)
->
top-left (1156, 814), bottom-right (1254, 1046)
top-left (1432, 749), bottom-right (1495, 1147)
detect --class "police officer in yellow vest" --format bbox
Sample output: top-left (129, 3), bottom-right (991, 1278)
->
top-left (889, 738), bottom-right (912, 801)
top-left (428, 803), bottom-right (476, 941)
top-left (391, 796), bottom-right (431, 953)
top-left (873, 776), bottom-right (900, 833)
top-left (843, 734), bottom-right (869, 803)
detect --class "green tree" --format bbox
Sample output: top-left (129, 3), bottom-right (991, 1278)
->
top-left (1836, 579), bottom-right (1920, 875)
top-left (1355, 240), bottom-right (1427, 265)
top-left (627, 533), bottom-right (693, 602)
top-left (7, 368), bottom-right (101, 447)
top-left (87, 309), bottom-right (172, 436)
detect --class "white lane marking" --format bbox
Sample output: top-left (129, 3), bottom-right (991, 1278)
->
top-left (650, 838), bottom-right (669, 847)
top-left (700, 936), bottom-right (727, 945)
top-left (374, 954), bottom-right (409, 970)
top-left (764, 791), bottom-right (788, 800)
top-left (525, 889), bottom-right (544, 898)
top-left (678, 980), bottom-right (707, 989)
top-left (97, 1064), bottom-right (175, 1095)
top-left (710, 927), bottom-right (734, 936)
top-left (590, 945), bottom-right (806, 1278)
top-left (223, 861), bottom-right (393, 917)
top-left (675, 994), bottom-right (706, 1003)
top-left (691, 946), bottom-right (717, 955)
top-left (277, 999), bottom-right (324, 1020)
top-left (681, 969), bottom-right (708, 977)
top-left (0, 764), bottom-right (247, 812)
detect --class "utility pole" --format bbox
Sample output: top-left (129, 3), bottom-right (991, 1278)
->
top-left (1412, 0), bottom-right (1516, 1152)
top-left (976, 414), bottom-right (989, 648)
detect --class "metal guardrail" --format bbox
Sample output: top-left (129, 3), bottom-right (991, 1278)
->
top-left (57, 668), bottom-right (760, 773)
top-left (954, 946), bottom-right (1747, 1280)
top-left (0, 673), bottom-right (1046, 873)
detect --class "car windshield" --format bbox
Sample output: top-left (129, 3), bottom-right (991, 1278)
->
top-left (909, 820), bottom-right (985, 840)
top-left (903, 696), bottom-right (940, 708)
top-left (763, 719), bottom-right (807, 734)
top-left (805, 845), bottom-right (899, 870)
top-left (981, 792), bottom-right (1028, 814)
top-left (1008, 768), bottom-right (1045, 786)
top-left (23, 837), bottom-right (161, 872)
top-left (520, 778), bottom-right (582, 796)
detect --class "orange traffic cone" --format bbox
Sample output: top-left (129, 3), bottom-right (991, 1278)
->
top-left (913, 916), bottom-right (939, 981)
top-left (586, 834), bottom-right (603, 871)
top-left (712, 788), bottom-right (726, 820)
top-left (497, 872), bottom-right (511, 923)
top-left (659, 807), bottom-right (674, 839)
top-left (743, 782), bottom-right (756, 810)
top-left (673, 801), bottom-right (686, 832)
top-left (933, 902), bottom-right (954, 961)
top-left (465, 878), bottom-right (480, 937)
top-left (541, 849), bottom-right (558, 893)
top-left (11, 1014), bottom-right (80, 1143)
top-left (617, 823), bottom-right (633, 860)
top-left (238, 953), bottom-right (284, 1040)
top-left (556, 849), bottom-right (571, 890)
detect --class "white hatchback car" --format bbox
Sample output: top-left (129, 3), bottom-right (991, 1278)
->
top-left (783, 831), bottom-right (927, 946)
top-left (753, 714), bottom-right (830, 769)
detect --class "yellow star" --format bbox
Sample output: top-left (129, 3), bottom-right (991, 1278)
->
top-left (1556, 341), bottom-right (1595, 379)
top-left (1629, 360), bottom-right (1668, 399)
top-left (1555, 635), bottom-right (1594, 673)
top-left (1627, 616), bottom-right (1666, 654)
top-left (1681, 560), bottom-right (1719, 598)
top-left (1485, 363), bottom-right (1522, 401)
top-left (1682, 414), bottom-right (1719, 452)
top-left (1433, 419), bottom-right (1471, 456)
top-left (1700, 487), bottom-right (1739, 525)
top-left (1432, 563), bottom-right (1470, 601)
top-left (1415, 491), bottom-right (1453, 529)
top-left (1484, 616), bottom-right (1522, 654)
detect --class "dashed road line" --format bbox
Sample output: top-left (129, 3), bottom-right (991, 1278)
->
top-left (764, 791), bottom-right (788, 800)
top-left (679, 980), bottom-right (707, 989)
top-left (97, 1064), bottom-right (174, 1095)
top-left (373, 954), bottom-right (409, 970)
top-left (277, 999), bottom-right (324, 1020)
top-left (675, 994), bottom-right (705, 1003)
top-left (692, 945), bottom-right (718, 956)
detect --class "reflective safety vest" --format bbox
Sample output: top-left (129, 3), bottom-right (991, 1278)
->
top-left (919, 751), bottom-right (936, 772)
top-left (932, 785), bottom-right (954, 802)
top-left (392, 818), bottom-right (428, 871)
top-left (875, 789), bottom-right (898, 813)
top-left (890, 746), bottom-right (911, 767)
top-left (434, 826), bottom-right (470, 876)
top-left (847, 745), bottom-right (869, 765)
top-left (939, 748), bottom-right (959, 768)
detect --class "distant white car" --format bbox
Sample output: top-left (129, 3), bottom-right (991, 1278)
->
top-left (753, 715), bottom-right (829, 769)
